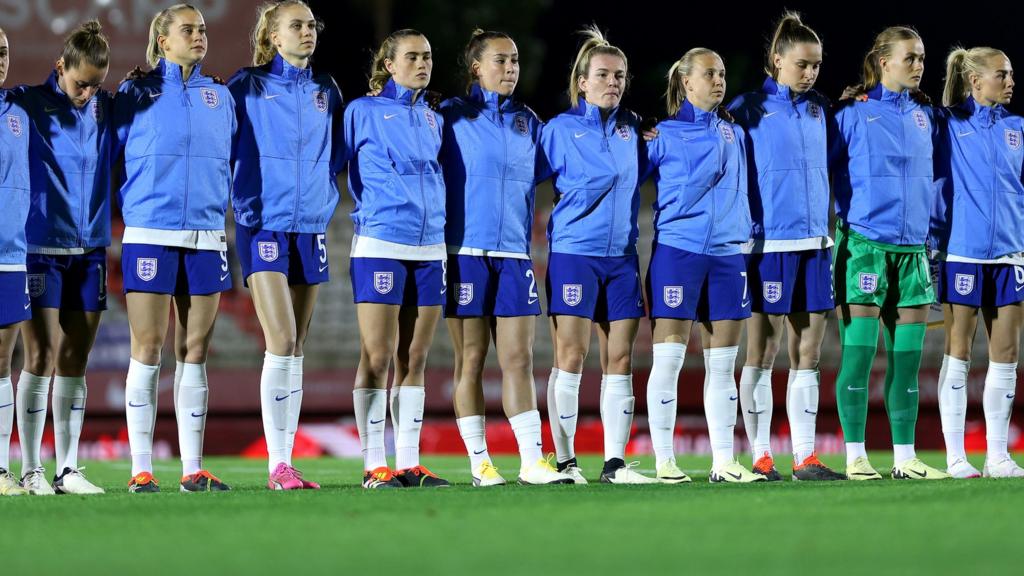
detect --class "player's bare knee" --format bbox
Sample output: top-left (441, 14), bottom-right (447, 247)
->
top-left (499, 346), bottom-right (532, 377)
top-left (23, 346), bottom-right (55, 376)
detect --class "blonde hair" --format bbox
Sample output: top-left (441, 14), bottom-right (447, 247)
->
top-left (251, 1), bottom-right (321, 66)
top-left (860, 26), bottom-right (921, 90)
top-left (765, 12), bottom-right (821, 78)
top-left (665, 48), bottom-right (718, 116)
top-left (146, 4), bottom-right (199, 67)
top-left (461, 28), bottom-right (513, 93)
top-left (943, 46), bottom-right (1007, 107)
top-left (568, 25), bottom-right (627, 107)
top-left (62, 20), bottom-right (109, 70)
top-left (368, 28), bottom-right (424, 93)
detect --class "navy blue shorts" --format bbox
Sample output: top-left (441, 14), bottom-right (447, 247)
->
top-left (446, 255), bottom-right (541, 317)
top-left (236, 224), bottom-right (329, 288)
top-left (745, 248), bottom-right (835, 314)
top-left (938, 261), bottom-right (1024, 308)
top-left (27, 249), bottom-right (108, 312)
top-left (546, 252), bottom-right (644, 322)
top-left (646, 244), bottom-right (751, 322)
top-left (0, 271), bottom-right (31, 327)
top-left (350, 257), bottom-right (445, 307)
top-left (121, 244), bottom-right (232, 296)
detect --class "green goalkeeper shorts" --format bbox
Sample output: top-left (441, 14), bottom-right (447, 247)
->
top-left (833, 225), bottom-right (935, 308)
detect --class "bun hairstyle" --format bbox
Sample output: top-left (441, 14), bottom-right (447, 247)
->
top-left (765, 11), bottom-right (820, 78)
top-left (461, 28), bottom-right (513, 93)
top-left (146, 4), bottom-right (199, 67)
top-left (943, 46), bottom-right (1006, 107)
top-left (251, 1), bottom-right (322, 66)
top-left (568, 25), bottom-right (627, 107)
top-left (368, 28), bottom-right (424, 92)
top-left (61, 19), bottom-right (110, 70)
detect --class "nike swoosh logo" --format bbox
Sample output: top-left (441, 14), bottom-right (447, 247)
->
top-left (623, 410), bottom-right (634, 415)
top-left (559, 413), bottom-right (577, 420)
top-left (660, 399), bottom-right (675, 405)
top-left (535, 442), bottom-right (542, 446)
top-left (1008, 393), bottom-right (1016, 399)
top-left (528, 298), bottom-right (539, 305)
top-left (915, 470), bottom-right (927, 478)
top-left (263, 94), bottom-right (281, 100)
top-left (220, 273), bottom-right (230, 282)
top-left (0, 402), bottom-right (13, 409)
top-left (473, 449), bottom-right (486, 455)
top-left (747, 409), bottom-right (764, 414)
top-left (727, 472), bottom-right (742, 480)
top-left (867, 115), bottom-right (882, 122)
top-left (384, 113), bottom-right (398, 120)
top-left (951, 384), bottom-right (966, 390)
top-left (957, 130), bottom-right (974, 137)
top-left (851, 472), bottom-right (877, 476)
top-left (741, 300), bottom-right (751, 308)
top-left (413, 418), bottom-right (423, 423)
top-left (191, 411), bottom-right (206, 418)
top-left (847, 386), bottom-right (866, 391)
top-left (907, 388), bottom-right (919, 394)
top-left (149, 92), bottom-right (162, 99)
top-left (290, 389), bottom-right (302, 395)
top-left (275, 394), bottom-right (289, 402)
top-left (70, 405), bottom-right (85, 411)
top-left (574, 132), bottom-right (586, 138)
top-left (729, 395), bottom-right (738, 401)
top-left (763, 111), bottom-right (777, 117)
top-left (319, 265), bottom-right (328, 273)
top-left (24, 302), bottom-right (31, 310)
top-left (44, 106), bottom-right (59, 113)
top-left (1017, 284), bottom-right (1024, 293)
top-left (369, 418), bottom-right (384, 424)
top-left (128, 402), bottom-right (148, 408)
top-left (804, 409), bottom-right (817, 415)
top-left (28, 407), bottom-right (45, 414)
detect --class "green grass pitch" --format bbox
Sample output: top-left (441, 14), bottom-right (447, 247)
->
top-left (3, 452), bottom-right (1021, 574)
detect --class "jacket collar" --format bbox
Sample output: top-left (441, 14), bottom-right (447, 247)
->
top-left (469, 83), bottom-right (513, 111)
top-left (267, 54), bottom-right (313, 82)
top-left (761, 76), bottom-right (815, 104)
top-left (156, 58), bottom-right (203, 84)
top-left (379, 78), bottom-right (418, 105)
top-left (867, 83), bottom-right (910, 104)
top-left (567, 96), bottom-right (618, 126)
top-left (959, 95), bottom-right (1007, 127)
top-left (672, 99), bottom-right (717, 124)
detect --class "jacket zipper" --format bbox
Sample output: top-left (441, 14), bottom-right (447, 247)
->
top-left (497, 102), bottom-right (507, 252)
top-left (293, 80), bottom-right (303, 232)
top-left (182, 83), bottom-right (192, 229)
top-left (78, 105), bottom-right (86, 247)
top-left (412, 99), bottom-right (427, 245)
top-left (603, 114), bottom-right (619, 257)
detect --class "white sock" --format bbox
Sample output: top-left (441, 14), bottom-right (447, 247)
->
top-left (456, 414), bottom-right (489, 470)
top-left (846, 442), bottom-right (867, 465)
top-left (0, 377), bottom-right (13, 471)
top-left (353, 388), bottom-right (387, 470)
top-left (705, 346), bottom-right (739, 469)
top-left (648, 343), bottom-right (684, 466)
top-left (173, 360), bottom-right (184, 414)
top-left (602, 374), bottom-right (634, 462)
top-left (260, 352), bottom-right (291, 472)
top-left (285, 355), bottom-right (304, 465)
top-left (983, 361), bottom-right (1017, 462)
top-left (788, 369), bottom-right (819, 463)
top-left (545, 367), bottom-right (572, 463)
top-left (176, 362), bottom-right (208, 476)
top-left (893, 444), bottom-right (916, 465)
top-left (52, 376), bottom-right (87, 471)
top-left (740, 366), bottom-right (773, 461)
top-left (394, 386), bottom-right (425, 470)
top-left (17, 371), bottom-right (51, 473)
top-left (509, 409), bottom-right (543, 467)
top-left (938, 354), bottom-right (969, 465)
top-left (553, 369), bottom-right (581, 463)
top-left (126, 359), bottom-right (160, 476)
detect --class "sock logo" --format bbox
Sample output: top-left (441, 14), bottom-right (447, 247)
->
top-left (128, 401), bottom-right (148, 408)
top-left (274, 394), bottom-right (289, 402)
top-left (804, 409), bottom-right (817, 415)
top-left (951, 384), bottom-right (966, 390)
top-left (847, 386), bottom-right (866, 392)
top-left (559, 413), bottom-right (577, 420)
top-left (907, 388), bottom-right (919, 394)
top-left (70, 405), bottom-right (85, 411)
top-left (623, 410), bottom-right (634, 415)
top-left (413, 418), bottom-right (423, 423)
top-left (369, 418), bottom-right (384, 424)
top-left (660, 399), bottom-right (675, 405)
top-left (191, 411), bottom-right (206, 418)
top-left (728, 395), bottom-right (738, 401)
top-left (27, 407), bottom-right (45, 414)
top-left (473, 449), bottom-right (486, 455)
top-left (1007, 393), bottom-right (1016, 399)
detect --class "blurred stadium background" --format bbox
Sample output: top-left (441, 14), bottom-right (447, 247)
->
top-left (1, 0), bottom-right (1022, 461)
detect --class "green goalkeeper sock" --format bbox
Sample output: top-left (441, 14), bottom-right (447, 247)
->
top-left (883, 323), bottom-right (926, 446)
top-left (836, 317), bottom-right (879, 443)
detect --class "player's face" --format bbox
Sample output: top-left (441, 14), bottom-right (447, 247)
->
top-left (579, 53), bottom-right (626, 110)
top-left (272, 4), bottom-right (317, 64)
top-left (974, 55), bottom-right (1014, 106)
top-left (57, 59), bottom-right (108, 108)
top-left (684, 53), bottom-right (727, 112)
top-left (774, 42), bottom-right (822, 95)
top-left (159, 9), bottom-right (207, 67)
top-left (474, 38), bottom-right (519, 97)
top-left (881, 38), bottom-right (925, 91)
top-left (0, 33), bottom-right (9, 86)
top-left (385, 35), bottom-right (432, 91)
